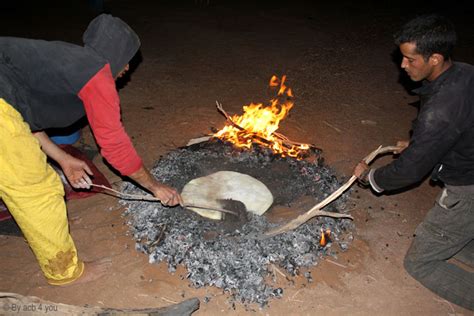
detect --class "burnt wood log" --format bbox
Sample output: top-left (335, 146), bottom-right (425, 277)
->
top-left (0, 292), bottom-right (200, 315)
top-left (215, 101), bottom-right (320, 152)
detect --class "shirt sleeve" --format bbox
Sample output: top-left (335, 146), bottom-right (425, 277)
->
top-left (368, 169), bottom-right (384, 193)
top-left (373, 88), bottom-right (463, 191)
top-left (78, 64), bottom-right (142, 176)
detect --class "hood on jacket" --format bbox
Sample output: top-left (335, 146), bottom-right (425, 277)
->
top-left (83, 14), bottom-right (140, 77)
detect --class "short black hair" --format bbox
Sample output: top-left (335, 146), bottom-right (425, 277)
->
top-left (394, 14), bottom-right (457, 60)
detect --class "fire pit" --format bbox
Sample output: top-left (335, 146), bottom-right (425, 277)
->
top-left (121, 76), bottom-right (354, 306)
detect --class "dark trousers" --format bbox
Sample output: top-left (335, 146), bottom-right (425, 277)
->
top-left (404, 185), bottom-right (474, 310)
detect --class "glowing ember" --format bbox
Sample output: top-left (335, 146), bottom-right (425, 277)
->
top-left (214, 75), bottom-right (310, 158)
top-left (320, 228), bottom-right (331, 247)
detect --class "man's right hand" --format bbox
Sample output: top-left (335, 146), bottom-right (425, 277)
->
top-left (150, 182), bottom-right (183, 206)
top-left (394, 140), bottom-right (409, 154)
top-left (128, 165), bottom-right (183, 206)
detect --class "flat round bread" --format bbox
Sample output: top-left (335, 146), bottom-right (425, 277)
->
top-left (181, 171), bottom-right (273, 220)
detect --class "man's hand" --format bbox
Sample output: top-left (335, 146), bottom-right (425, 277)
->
top-left (150, 182), bottom-right (182, 206)
top-left (33, 131), bottom-right (93, 189)
top-left (394, 140), bottom-right (409, 154)
top-left (128, 166), bottom-right (183, 206)
top-left (353, 161), bottom-right (370, 186)
top-left (59, 154), bottom-right (93, 189)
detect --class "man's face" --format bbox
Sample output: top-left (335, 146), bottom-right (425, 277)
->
top-left (399, 42), bottom-right (435, 82)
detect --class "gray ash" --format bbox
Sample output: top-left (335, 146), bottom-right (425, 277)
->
top-left (121, 140), bottom-right (353, 306)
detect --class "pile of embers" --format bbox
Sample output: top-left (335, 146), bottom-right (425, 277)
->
top-left (121, 140), bottom-right (354, 306)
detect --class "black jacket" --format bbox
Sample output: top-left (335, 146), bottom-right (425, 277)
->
top-left (374, 62), bottom-right (474, 190)
top-left (0, 14), bottom-right (140, 131)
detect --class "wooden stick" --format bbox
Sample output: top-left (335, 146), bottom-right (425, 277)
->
top-left (271, 263), bottom-right (288, 279)
top-left (216, 101), bottom-right (278, 147)
top-left (182, 204), bottom-right (239, 216)
top-left (216, 101), bottom-right (245, 131)
top-left (91, 184), bottom-right (160, 201)
top-left (149, 224), bottom-right (167, 248)
top-left (324, 258), bottom-right (348, 269)
top-left (90, 184), bottom-right (238, 216)
top-left (322, 120), bottom-right (342, 133)
top-left (265, 145), bottom-right (401, 237)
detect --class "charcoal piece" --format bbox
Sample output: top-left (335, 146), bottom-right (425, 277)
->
top-left (121, 141), bottom-right (353, 306)
top-left (272, 288), bottom-right (283, 297)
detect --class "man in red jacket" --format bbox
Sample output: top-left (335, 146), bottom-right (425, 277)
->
top-left (0, 14), bottom-right (182, 285)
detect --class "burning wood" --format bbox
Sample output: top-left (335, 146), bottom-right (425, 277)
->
top-left (320, 228), bottom-right (331, 247)
top-left (118, 75), bottom-right (365, 307)
top-left (214, 75), bottom-right (317, 159)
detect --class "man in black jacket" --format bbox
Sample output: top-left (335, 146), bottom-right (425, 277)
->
top-left (355, 14), bottom-right (473, 310)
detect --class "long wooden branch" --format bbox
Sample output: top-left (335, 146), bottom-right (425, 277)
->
top-left (215, 101), bottom-right (245, 131)
top-left (90, 184), bottom-right (238, 216)
top-left (264, 145), bottom-right (401, 237)
top-left (91, 184), bottom-right (161, 201)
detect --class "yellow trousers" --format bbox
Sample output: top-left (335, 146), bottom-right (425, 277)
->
top-left (0, 98), bottom-right (84, 285)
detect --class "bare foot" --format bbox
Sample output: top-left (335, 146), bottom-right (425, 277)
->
top-left (63, 258), bottom-right (112, 286)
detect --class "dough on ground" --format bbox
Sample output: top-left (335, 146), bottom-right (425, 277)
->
top-left (181, 171), bottom-right (274, 220)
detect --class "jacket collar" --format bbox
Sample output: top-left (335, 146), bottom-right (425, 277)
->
top-left (413, 62), bottom-right (457, 96)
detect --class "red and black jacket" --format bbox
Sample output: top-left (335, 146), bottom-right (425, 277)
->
top-left (0, 14), bottom-right (143, 175)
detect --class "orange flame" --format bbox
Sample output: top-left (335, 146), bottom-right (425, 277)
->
top-left (320, 228), bottom-right (331, 247)
top-left (214, 75), bottom-right (309, 158)
top-left (269, 75), bottom-right (280, 87)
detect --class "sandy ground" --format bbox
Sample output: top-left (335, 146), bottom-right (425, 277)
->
top-left (1, 1), bottom-right (473, 315)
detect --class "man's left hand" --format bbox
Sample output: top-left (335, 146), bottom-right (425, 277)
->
top-left (32, 131), bottom-right (93, 189)
top-left (59, 154), bottom-right (93, 189)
